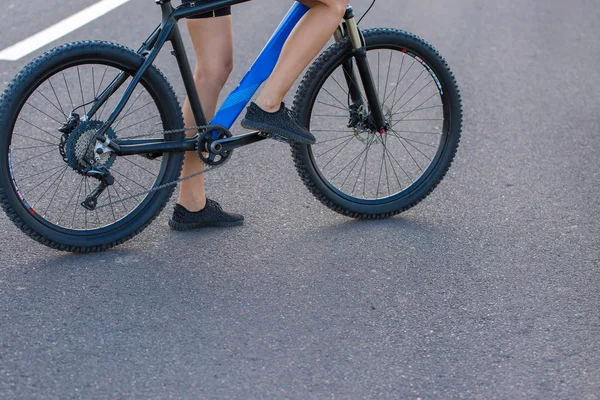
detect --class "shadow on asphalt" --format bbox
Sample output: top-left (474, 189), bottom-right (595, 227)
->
top-left (312, 214), bottom-right (441, 236)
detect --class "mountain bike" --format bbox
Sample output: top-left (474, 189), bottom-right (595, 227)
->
top-left (0, 0), bottom-right (462, 252)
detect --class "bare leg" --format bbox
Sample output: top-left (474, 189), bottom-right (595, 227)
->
top-left (255, 0), bottom-right (349, 111)
top-left (177, 16), bottom-right (233, 212)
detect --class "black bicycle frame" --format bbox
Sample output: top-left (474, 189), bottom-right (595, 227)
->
top-left (85, 0), bottom-right (387, 158)
top-left (87, 0), bottom-right (251, 155)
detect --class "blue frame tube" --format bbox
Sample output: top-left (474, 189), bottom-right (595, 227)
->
top-left (211, 2), bottom-right (309, 128)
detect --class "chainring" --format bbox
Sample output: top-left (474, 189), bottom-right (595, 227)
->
top-left (197, 125), bottom-right (233, 166)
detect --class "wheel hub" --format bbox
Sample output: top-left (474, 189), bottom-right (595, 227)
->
top-left (349, 103), bottom-right (393, 143)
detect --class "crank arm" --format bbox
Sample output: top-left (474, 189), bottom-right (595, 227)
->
top-left (209, 131), bottom-right (269, 154)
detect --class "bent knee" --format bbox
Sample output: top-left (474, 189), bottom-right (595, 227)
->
top-left (302, 0), bottom-right (349, 16)
top-left (195, 58), bottom-right (233, 88)
top-left (318, 0), bottom-right (349, 16)
top-left (331, 0), bottom-right (350, 16)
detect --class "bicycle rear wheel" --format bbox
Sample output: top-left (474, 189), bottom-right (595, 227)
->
top-left (0, 41), bottom-right (184, 252)
top-left (292, 28), bottom-right (462, 218)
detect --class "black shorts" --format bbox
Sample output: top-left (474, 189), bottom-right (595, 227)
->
top-left (181, 0), bottom-right (232, 19)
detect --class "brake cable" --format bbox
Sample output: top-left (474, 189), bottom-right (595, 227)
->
top-left (357, 0), bottom-right (377, 25)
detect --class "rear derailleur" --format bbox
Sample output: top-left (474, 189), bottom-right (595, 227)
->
top-left (81, 166), bottom-right (115, 211)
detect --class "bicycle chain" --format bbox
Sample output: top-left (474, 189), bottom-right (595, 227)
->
top-left (94, 125), bottom-right (225, 211)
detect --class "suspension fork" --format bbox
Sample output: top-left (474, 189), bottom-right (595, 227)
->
top-left (336, 6), bottom-right (387, 133)
top-left (334, 25), bottom-right (363, 107)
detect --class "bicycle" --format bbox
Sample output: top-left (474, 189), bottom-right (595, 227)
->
top-left (0, 0), bottom-right (462, 252)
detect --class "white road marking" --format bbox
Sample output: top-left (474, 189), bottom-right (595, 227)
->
top-left (0, 0), bottom-right (132, 61)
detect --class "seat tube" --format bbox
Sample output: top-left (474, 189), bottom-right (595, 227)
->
top-left (169, 23), bottom-right (208, 127)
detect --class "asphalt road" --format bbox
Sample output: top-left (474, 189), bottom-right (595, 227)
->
top-left (1, 0), bottom-right (599, 398)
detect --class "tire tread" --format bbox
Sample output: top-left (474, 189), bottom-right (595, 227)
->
top-left (0, 41), bottom-right (184, 252)
top-left (291, 28), bottom-right (462, 219)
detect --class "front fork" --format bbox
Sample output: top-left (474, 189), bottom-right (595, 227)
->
top-left (335, 7), bottom-right (387, 133)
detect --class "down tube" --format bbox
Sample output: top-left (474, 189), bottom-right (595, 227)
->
top-left (211, 2), bottom-right (309, 128)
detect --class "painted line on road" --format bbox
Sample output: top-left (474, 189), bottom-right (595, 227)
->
top-left (0, 0), bottom-right (132, 61)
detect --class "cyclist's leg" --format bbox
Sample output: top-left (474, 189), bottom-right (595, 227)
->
top-left (177, 15), bottom-right (234, 212)
top-left (255, 0), bottom-right (349, 112)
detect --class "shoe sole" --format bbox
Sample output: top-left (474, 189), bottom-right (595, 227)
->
top-left (168, 218), bottom-right (244, 231)
top-left (241, 119), bottom-right (316, 145)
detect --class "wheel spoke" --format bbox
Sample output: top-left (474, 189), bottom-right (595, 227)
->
top-left (392, 93), bottom-right (440, 126)
top-left (47, 78), bottom-right (67, 119)
top-left (11, 147), bottom-right (58, 167)
top-left (390, 132), bottom-right (433, 162)
top-left (35, 88), bottom-right (66, 121)
top-left (42, 165), bottom-right (69, 217)
top-left (62, 72), bottom-right (75, 109)
top-left (30, 166), bottom-right (69, 209)
top-left (330, 73), bottom-right (368, 107)
top-left (313, 134), bottom-right (355, 146)
top-left (321, 136), bottom-right (356, 171)
top-left (391, 133), bottom-right (423, 173)
top-left (340, 137), bottom-right (374, 190)
top-left (377, 50), bottom-right (381, 101)
top-left (386, 58), bottom-right (412, 106)
top-left (330, 139), bottom-right (372, 183)
top-left (57, 174), bottom-right (84, 225)
top-left (119, 156), bottom-right (159, 178)
top-left (112, 168), bottom-right (149, 192)
top-left (316, 100), bottom-right (348, 112)
top-left (392, 67), bottom-right (425, 109)
top-left (393, 104), bottom-right (442, 117)
top-left (71, 176), bottom-right (85, 229)
top-left (391, 71), bottom-right (428, 113)
top-left (375, 134), bottom-right (413, 182)
top-left (77, 66), bottom-right (87, 114)
top-left (109, 184), bottom-right (129, 213)
top-left (315, 135), bottom-right (355, 159)
top-left (381, 51), bottom-right (393, 106)
top-left (25, 101), bottom-right (68, 126)
top-left (389, 130), bottom-right (439, 148)
top-left (11, 144), bottom-right (56, 151)
top-left (115, 114), bottom-right (160, 134)
top-left (106, 185), bottom-right (117, 221)
top-left (13, 133), bottom-right (57, 146)
top-left (18, 118), bottom-right (60, 140)
top-left (17, 164), bottom-right (65, 183)
top-left (95, 66), bottom-right (109, 99)
top-left (112, 89), bottom-right (147, 130)
top-left (320, 86), bottom-right (351, 112)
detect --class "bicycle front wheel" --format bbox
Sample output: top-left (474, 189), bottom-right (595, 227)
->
top-left (0, 41), bottom-right (184, 252)
top-left (292, 28), bottom-right (462, 218)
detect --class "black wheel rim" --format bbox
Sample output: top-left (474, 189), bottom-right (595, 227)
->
top-left (305, 42), bottom-right (451, 205)
top-left (5, 59), bottom-right (174, 234)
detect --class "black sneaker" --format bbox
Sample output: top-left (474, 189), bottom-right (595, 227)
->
top-left (168, 199), bottom-right (244, 231)
top-left (241, 102), bottom-right (316, 144)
